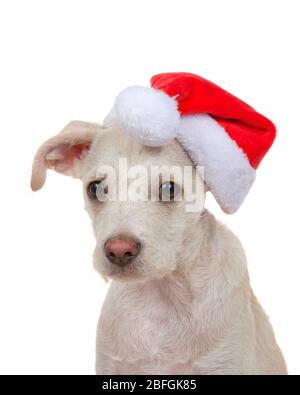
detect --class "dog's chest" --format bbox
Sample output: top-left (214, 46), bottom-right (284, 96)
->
top-left (97, 280), bottom-right (200, 374)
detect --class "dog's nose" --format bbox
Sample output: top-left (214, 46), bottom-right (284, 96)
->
top-left (104, 236), bottom-right (141, 266)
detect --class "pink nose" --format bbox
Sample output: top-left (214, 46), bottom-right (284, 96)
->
top-left (104, 236), bottom-right (141, 266)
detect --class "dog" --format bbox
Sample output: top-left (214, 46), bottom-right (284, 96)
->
top-left (31, 120), bottom-right (287, 375)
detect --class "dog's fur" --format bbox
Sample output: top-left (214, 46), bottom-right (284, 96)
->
top-left (32, 122), bottom-right (287, 374)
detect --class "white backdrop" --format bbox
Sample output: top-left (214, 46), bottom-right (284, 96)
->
top-left (0, 0), bottom-right (299, 375)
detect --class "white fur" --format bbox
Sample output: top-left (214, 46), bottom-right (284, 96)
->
top-left (112, 86), bottom-right (180, 146)
top-left (177, 115), bottom-right (256, 214)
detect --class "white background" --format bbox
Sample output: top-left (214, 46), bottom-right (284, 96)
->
top-left (0, 0), bottom-right (299, 375)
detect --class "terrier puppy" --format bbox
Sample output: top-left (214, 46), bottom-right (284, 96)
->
top-left (31, 120), bottom-right (287, 374)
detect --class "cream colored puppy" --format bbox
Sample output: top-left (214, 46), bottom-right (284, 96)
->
top-left (31, 121), bottom-right (287, 375)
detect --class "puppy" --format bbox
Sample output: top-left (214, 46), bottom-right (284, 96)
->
top-left (31, 120), bottom-right (287, 375)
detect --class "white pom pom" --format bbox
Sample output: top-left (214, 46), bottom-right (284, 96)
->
top-left (113, 86), bottom-right (180, 146)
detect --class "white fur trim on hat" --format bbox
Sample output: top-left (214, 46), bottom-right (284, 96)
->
top-left (177, 114), bottom-right (256, 214)
top-left (105, 86), bottom-right (180, 146)
top-left (103, 86), bottom-right (256, 214)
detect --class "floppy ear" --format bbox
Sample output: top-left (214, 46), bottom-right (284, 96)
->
top-left (31, 120), bottom-right (99, 191)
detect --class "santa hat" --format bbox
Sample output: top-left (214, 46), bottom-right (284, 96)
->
top-left (104, 72), bottom-right (276, 214)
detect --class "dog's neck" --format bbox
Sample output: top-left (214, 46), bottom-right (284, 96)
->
top-left (123, 210), bottom-right (241, 312)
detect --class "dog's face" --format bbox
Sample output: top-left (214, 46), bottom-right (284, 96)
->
top-left (31, 122), bottom-right (204, 282)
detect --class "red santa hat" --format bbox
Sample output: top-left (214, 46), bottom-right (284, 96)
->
top-left (103, 72), bottom-right (276, 214)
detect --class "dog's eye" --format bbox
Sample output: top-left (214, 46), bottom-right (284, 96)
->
top-left (159, 181), bottom-right (180, 201)
top-left (87, 181), bottom-right (108, 200)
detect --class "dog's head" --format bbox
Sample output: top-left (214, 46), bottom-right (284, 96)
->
top-left (31, 121), bottom-right (205, 282)
top-left (31, 75), bottom-right (276, 281)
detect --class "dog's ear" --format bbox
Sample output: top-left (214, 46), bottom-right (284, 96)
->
top-left (31, 120), bottom-right (99, 191)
